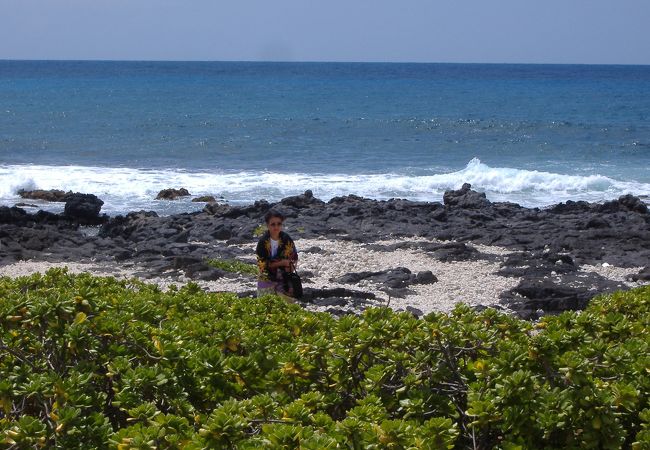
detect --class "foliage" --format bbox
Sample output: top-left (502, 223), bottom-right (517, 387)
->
top-left (0, 268), bottom-right (648, 449)
top-left (253, 224), bottom-right (266, 238)
top-left (205, 258), bottom-right (258, 276)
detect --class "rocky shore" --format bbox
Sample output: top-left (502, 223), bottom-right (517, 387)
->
top-left (1, 184), bottom-right (649, 319)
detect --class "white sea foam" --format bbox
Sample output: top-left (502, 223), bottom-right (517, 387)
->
top-left (1, 158), bottom-right (649, 215)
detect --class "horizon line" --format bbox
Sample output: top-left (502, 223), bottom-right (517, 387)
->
top-left (1, 58), bottom-right (649, 67)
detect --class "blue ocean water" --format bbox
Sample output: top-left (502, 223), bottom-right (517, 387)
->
top-left (1, 60), bottom-right (649, 215)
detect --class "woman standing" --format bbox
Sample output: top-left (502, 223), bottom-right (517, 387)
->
top-left (256, 210), bottom-right (298, 298)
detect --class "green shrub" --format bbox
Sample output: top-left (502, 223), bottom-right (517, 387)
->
top-left (253, 224), bottom-right (265, 238)
top-left (205, 258), bottom-right (258, 276)
top-left (0, 268), bottom-right (648, 448)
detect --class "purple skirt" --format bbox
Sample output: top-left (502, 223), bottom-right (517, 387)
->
top-left (257, 280), bottom-right (286, 297)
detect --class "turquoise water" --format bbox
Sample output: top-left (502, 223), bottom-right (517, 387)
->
top-left (1, 61), bottom-right (649, 215)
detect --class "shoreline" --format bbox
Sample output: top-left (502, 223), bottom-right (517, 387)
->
top-left (1, 185), bottom-right (649, 319)
top-left (0, 237), bottom-right (644, 317)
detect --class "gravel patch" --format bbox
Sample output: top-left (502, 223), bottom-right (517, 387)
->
top-left (2, 236), bottom-right (645, 316)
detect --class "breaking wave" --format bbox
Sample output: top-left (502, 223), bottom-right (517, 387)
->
top-left (1, 158), bottom-right (649, 215)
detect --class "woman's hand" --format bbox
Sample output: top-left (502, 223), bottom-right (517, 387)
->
top-left (270, 259), bottom-right (291, 269)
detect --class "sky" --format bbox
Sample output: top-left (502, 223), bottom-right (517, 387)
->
top-left (1, 0), bottom-right (649, 65)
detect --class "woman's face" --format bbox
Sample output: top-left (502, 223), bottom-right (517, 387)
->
top-left (267, 217), bottom-right (283, 239)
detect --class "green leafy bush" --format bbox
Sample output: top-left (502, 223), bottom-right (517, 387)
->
top-left (253, 224), bottom-right (265, 238)
top-left (205, 258), bottom-right (258, 276)
top-left (0, 268), bottom-right (648, 449)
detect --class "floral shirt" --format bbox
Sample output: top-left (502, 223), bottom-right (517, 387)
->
top-left (256, 231), bottom-right (298, 282)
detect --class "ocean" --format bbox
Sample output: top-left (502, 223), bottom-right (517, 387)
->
top-left (1, 60), bottom-right (649, 216)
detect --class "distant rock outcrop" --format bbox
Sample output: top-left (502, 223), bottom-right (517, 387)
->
top-left (18, 189), bottom-right (70, 202)
top-left (156, 188), bottom-right (191, 200)
top-left (192, 195), bottom-right (217, 203)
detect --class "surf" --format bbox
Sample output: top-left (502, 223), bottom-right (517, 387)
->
top-left (1, 158), bottom-right (649, 215)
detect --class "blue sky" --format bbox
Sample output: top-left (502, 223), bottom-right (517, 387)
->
top-left (1, 0), bottom-right (649, 64)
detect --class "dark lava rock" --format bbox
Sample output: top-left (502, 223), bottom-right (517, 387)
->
top-left (584, 216), bottom-right (611, 229)
top-left (547, 200), bottom-right (591, 214)
top-left (280, 190), bottom-right (325, 208)
top-left (312, 297), bottom-right (348, 307)
top-left (300, 287), bottom-right (376, 309)
top-left (192, 195), bottom-right (217, 203)
top-left (325, 307), bottom-right (353, 317)
top-left (498, 252), bottom-right (577, 278)
top-left (63, 193), bottom-right (105, 224)
top-left (405, 306), bottom-right (424, 317)
top-left (443, 183), bottom-right (491, 209)
top-left (0, 206), bottom-right (29, 224)
top-left (17, 189), bottom-right (70, 202)
top-left (427, 242), bottom-right (479, 262)
top-left (502, 273), bottom-right (627, 320)
top-left (180, 261), bottom-right (228, 280)
top-left (626, 266), bottom-right (650, 282)
top-left (337, 267), bottom-right (437, 289)
top-left (598, 194), bottom-right (649, 215)
top-left (415, 271), bottom-right (437, 284)
top-left (203, 203), bottom-right (234, 216)
top-left (211, 225), bottom-right (232, 240)
top-left (172, 256), bottom-right (204, 269)
top-left (156, 188), bottom-right (191, 200)
top-left (98, 211), bottom-right (159, 239)
top-left (302, 246), bottom-right (324, 254)
top-left (301, 287), bottom-right (375, 303)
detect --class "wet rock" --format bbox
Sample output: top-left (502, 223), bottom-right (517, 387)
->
top-left (18, 189), bottom-right (70, 202)
top-left (156, 188), bottom-right (190, 200)
top-left (192, 195), bottom-right (217, 202)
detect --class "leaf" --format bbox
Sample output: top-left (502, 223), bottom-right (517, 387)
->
top-left (152, 337), bottom-right (163, 354)
top-left (225, 337), bottom-right (240, 352)
top-left (73, 311), bottom-right (87, 325)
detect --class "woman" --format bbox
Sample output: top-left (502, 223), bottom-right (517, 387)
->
top-left (256, 210), bottom-right (298, 298)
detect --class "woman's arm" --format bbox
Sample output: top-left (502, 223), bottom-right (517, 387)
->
top-left (268, 259), bottom-right (291, 269)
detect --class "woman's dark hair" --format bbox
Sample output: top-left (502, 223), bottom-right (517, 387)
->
top-left (264, 210), bottom-right (285, 224)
